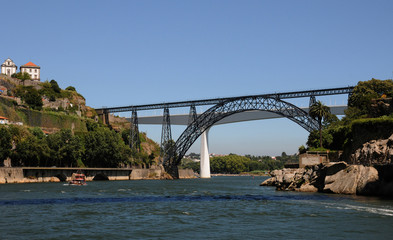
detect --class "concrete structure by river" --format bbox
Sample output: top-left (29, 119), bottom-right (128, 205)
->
top-left (0, 167), bottom-right (196, 184)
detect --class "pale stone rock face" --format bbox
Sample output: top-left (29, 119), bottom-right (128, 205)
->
top-left (323, 165), bottom-right (379, 195)
top-left (298, 183), bottom-right (318, 192)
top-left (260, 162), bottom-right (382, 195)
top-left (356, 166), bottom-right (379, 195)
top-left (283, 173), bottom-right (295, 184)
top-left (351, 134), bottom-right (393, 165)
top-left (260, 177), bottom-right (276, 186)
top-left (324, 165), bottom-right (360, 194)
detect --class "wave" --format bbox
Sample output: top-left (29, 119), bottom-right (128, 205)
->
top-left (0, 194), bottom-right (333, 206)
top-left (325, 203), bottom-right (393, 216)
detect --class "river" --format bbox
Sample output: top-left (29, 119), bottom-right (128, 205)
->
top-left (1, 176), bottom-right (393, 239)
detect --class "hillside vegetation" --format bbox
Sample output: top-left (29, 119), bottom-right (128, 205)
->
top-left (0, 75), bottom-right (160, 168)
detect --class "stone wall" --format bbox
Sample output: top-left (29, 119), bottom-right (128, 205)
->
top-left (0, 168), bottom-right (24, 183)
top-left (299, 153), bottom-right (327, 168)
top-left (1, 167), bottom-right (197, 183)
top-left (130, 167), bottom-right (196, 180)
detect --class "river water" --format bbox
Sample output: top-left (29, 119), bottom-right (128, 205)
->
top-left (1, 176), bottom-right (393, 239)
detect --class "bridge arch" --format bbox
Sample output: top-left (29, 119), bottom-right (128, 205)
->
top-left (164, 96), bottom-right (318, 176)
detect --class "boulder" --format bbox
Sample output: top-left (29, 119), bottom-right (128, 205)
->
top-left (351, 134), bottom-right (393, 165)
top-left (324, 165), bottom-right (360, 194)
top-left (298, 182), bottom-right (318, 192)
top-left (260, 177), bottom-right (276, 186)
top-left (323, 165), bottom-right (379, 195)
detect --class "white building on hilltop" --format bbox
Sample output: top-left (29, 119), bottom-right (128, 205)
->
top-left (1, 58), bottom-right (17, 77)
top-left (20, 62), bottom-right (40, 81)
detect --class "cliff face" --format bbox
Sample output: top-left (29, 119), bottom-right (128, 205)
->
top-left (350, 134), bottom-right (393, 166)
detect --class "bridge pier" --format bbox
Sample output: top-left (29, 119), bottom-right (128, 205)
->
top-left (200, 128), bottom-right (211, 178)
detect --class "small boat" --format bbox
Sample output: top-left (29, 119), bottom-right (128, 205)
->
top-left (69, 172), bottom-right (87, 186)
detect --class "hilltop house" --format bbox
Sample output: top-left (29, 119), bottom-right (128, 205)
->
top-left (20, 62), bottom-right (40, 81)
top-left (0, 116), bottom-right (9, 125)
top-left (1, 58), bottom-right (41, 81)
top-left (1, 58), bottom-right (17, 77)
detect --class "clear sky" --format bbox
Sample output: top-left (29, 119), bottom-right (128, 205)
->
top-left (1, 0), bottom-right (392, 156)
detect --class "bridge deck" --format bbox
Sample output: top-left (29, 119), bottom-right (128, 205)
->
top-left (133, 106), bottom-right (347, 125)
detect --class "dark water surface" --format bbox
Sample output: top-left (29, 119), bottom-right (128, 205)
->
top-left (1, 176), bottom-right (393, 239)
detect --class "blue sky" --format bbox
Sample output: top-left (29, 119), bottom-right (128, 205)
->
top-left (1, 0), bottom-right (393, 156)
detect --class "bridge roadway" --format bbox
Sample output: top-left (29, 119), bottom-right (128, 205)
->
top-left (133, 105), bottom-right (347, 125)
top-left (96, 86), bottom-right (353, 114)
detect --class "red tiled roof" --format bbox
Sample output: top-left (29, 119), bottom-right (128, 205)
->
top-left (0, 116), bottom-right (8, 120)
top-left (23, 62), bottom-right (37, 67)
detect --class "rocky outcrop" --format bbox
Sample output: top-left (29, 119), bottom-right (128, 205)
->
top-left (261, 162), bottom-right (391, 196)
top-left (350, 134), bottom-right (393, 166)
top-left (260, 166), bottom-right (321, 193)
top-left (323, 163), bottom-right (379, 195)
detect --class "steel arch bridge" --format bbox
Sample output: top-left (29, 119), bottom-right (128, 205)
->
top-left (163, 96), bottom-right (319, 178)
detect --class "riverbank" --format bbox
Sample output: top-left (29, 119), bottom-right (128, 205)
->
top-left (260, 162), bottom-right (393, 197)
top-left (0, 167), bottom-right (196, 184)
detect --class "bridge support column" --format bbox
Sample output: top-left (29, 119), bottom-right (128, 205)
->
top-left (200, 128), bottom-right (211, 178)
top-left (130, 110), bottom-right (140, 152)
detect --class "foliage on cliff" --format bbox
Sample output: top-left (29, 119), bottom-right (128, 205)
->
top-left (0, 124), bottom-right (134, 168)
top-left (1, 76), bottom-right (160, 168)
top-left (306, 79), bottom-right (393, 159)
top-left (347, 79), bottom-right (393, 119)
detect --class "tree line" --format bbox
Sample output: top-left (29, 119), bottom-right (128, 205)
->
top-left (181, 154), bottom-right (286, 174)
top-left (0, 121), bottom-right (159, 168)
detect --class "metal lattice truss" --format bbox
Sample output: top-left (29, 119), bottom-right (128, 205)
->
top-left (96, 86), bottom-right (354, 114)
top-left (164, 96), bottom-right (319, 170)
top-left (130, 110), bottom-right (140, 152)
top-left (160, 108), bottom-right (173, 162)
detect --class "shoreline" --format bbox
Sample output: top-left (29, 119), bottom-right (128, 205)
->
top-left (260, 162), bottom-right (393, 197)
top-left (0, 167), bottom-right (196, 184)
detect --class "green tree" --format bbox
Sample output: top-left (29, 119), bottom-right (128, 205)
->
top-left (29, 127), bottom-right (45, 139)
top-left (12, 135), bottom-right (49, 167)
top-left (15, 86), bottom-right (43, 110)
top-left (83, 128), bottom-right (131, 168)
top-left (66, 86), bottom-right (76, 91)
top-left (50, 80), bottom-right (61, 93)
top-left (46, 129), bottom-right (84, 167)
top-left (210, 155), bottom-right (251, 174)
top-left (0, 126), bottom-right (12, 163)
top-left (347, 79), bottom-right (393, 118)
top-left (12, 72), bottom-right (31, 82)
top-left (309, 101), bottom-right (331, 148)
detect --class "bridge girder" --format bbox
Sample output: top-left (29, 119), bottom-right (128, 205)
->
top-left (163, 96), bottom-right (319, 178)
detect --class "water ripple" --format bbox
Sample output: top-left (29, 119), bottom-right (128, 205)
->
top-left (0, 194), bottom-right (333, 206)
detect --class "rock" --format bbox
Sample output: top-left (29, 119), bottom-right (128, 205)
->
top-left (351, 134), bottom-right (393, 165)
top-left (324, 165), bottom-right (360, 194)
top-left (298, 183), bottom-right (318, 192)
top-left (323, 165), bottom-right (379, 195)
top-left (260, 177), bottom-right (276, 186)
top-left (283, 173), bottom-right (295, 184)
top-left (325, 162), bottom-right (348, 176)
top-left (356, 166), bottom-right (379, 195)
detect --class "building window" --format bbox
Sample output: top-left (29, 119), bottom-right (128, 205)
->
top-left (35, 69), bottom-right (37, 73)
